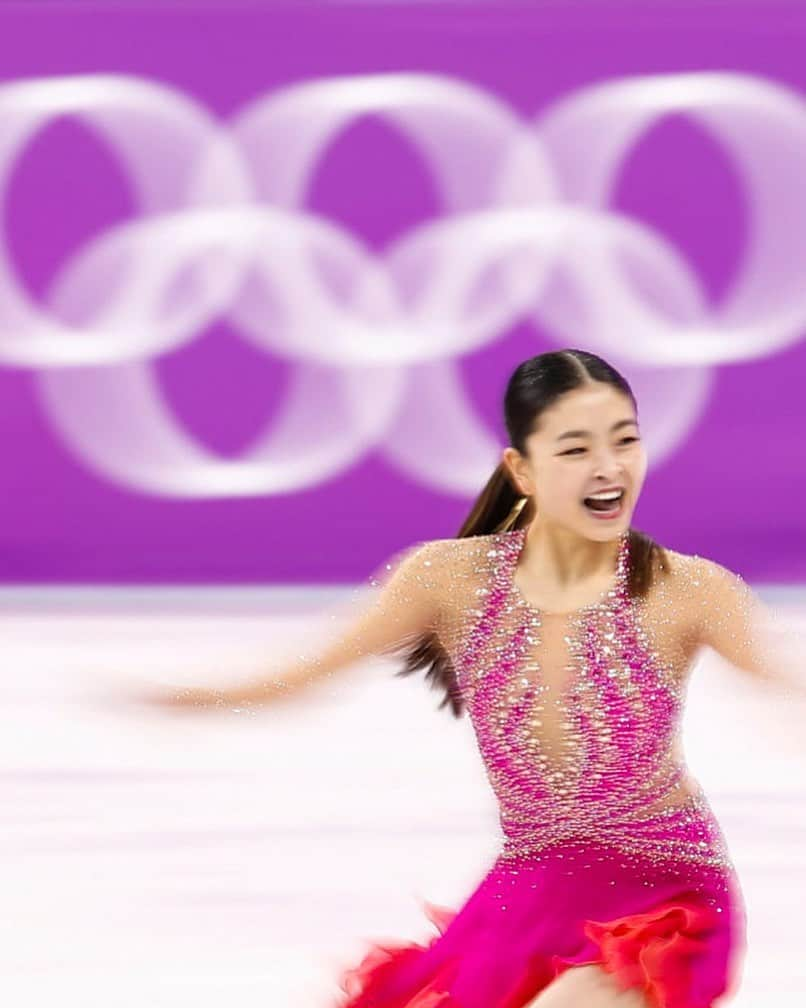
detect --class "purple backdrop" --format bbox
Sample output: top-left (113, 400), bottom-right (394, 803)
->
top-left (0, 1), bottom-right (804, 582)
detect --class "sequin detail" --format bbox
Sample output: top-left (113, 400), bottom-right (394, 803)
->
top-left (326, 526), bottom-right (765, 1008)
top-left (453, 528), bottom-right (733, 874)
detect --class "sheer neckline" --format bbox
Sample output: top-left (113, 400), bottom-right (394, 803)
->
top-left (505, 526), bottom-right (630, 618)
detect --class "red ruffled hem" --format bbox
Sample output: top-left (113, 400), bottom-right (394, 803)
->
top-left (336, 895), bottom-right (723, 1008)
top-left (338, 902), bottom-right (460, 1007)
top-left (552, 897), bottom-right (724, 1008)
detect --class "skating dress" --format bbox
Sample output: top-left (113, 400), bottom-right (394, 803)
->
top-left (334, 526), bottom-right (759, 1008)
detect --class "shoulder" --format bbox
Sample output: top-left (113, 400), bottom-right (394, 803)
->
top-left (646, 545), bottom-right (756, 639)
top-left (397, 531), bottom-right (502, 570)
top-left (378, 531), bottom-right (495, 570)
top-left (657, 547), bottom-right (750, 596)
top-left (379, 532), bottom-right (502, 593)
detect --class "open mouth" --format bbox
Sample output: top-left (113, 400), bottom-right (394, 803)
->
top-left (582, 489), bottom-right (625, 516)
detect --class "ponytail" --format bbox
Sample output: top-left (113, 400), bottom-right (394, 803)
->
top-left (456, 462), bottom-right (531, 539)
top-left (395, 348), bottom-right (669, 718)
top-left (394, 461), bottom-right (533, 719)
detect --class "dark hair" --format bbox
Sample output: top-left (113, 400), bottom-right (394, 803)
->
top-left (396, 348), bottom-right (669, 717)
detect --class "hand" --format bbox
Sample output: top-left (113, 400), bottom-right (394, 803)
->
top-left (117, 683), bottom-right (259, 714)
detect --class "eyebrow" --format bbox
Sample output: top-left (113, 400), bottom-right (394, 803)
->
top-left (556, 419), bottom-right (638, 442)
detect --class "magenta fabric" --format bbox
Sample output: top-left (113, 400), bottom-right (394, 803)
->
top-left (336, 842), bottom-right (745, 1008)
top-left (334, 528), bottom-right (748, 1008)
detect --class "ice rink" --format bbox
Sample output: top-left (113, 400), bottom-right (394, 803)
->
top-left (1, 584), bottom-right (804, 1007)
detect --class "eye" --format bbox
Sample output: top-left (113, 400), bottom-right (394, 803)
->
top-left (560, 436), bottom-right (639, 457)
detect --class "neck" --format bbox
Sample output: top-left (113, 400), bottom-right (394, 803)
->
top-left (519, 521), bottom-right (624, 591)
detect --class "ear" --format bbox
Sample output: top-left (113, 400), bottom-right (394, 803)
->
top-left (501, 447), bottom-right (531, 496)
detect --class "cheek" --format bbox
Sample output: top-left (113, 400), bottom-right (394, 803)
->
top-left (630, 449), bottom-right (649, 487)
top-left (540, 469), bottom-right (583, 507)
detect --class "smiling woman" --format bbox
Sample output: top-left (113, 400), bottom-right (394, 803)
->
top-left (144, 349), bottom-right (770, 1008)
top-left (319, 352), bottom-right (745, 1008)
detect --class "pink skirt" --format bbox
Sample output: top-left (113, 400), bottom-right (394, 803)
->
top-left (334, 841), bottom-right (746, 1008)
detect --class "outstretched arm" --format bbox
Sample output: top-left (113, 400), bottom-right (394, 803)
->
top-left (152, 538), bottom-right (445, 710)
top-left (691, 555), bottom-right (805, 697)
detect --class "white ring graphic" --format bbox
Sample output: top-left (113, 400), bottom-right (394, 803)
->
top-left (0, 71), bottom-right (794, 496)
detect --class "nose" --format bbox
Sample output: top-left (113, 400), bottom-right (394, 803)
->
top-left (590, 445), bottom-right (624, 480)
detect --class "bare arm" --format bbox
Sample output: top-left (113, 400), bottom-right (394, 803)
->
top-left (156, 539), bottom-right (445, 710)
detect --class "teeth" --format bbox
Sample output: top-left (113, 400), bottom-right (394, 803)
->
top-left (588, 490), bottom-right (622, 501)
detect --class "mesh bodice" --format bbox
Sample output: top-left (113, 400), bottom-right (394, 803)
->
top-left (305, 523), bottom-right (772, 872)
top-left (359, 525), bottom-right (768, 871)
top-left (438, 529), bottom-right (726, 866)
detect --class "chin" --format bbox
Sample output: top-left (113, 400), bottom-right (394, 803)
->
top-left (586, 530), bottom-right (624, 542)
top-left (580, 516), bottom-right (630, 539)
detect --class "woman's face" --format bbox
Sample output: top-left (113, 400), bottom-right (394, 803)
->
top-left (503, 383), bottom-right (647, 541)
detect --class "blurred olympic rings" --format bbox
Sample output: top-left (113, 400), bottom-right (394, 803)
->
top-left (0, 71), bottom-right (803, 495)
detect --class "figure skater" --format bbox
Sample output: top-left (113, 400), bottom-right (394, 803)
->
top-left (141, 348), bottom-right (801, 1008)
